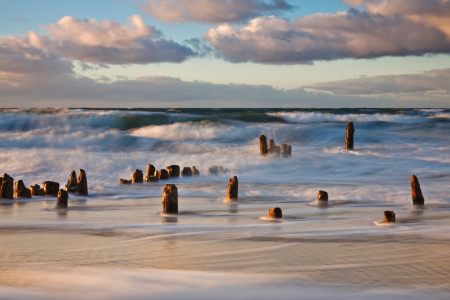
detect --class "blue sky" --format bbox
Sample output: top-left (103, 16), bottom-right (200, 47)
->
top-left (0, 0), bottom-right (449, 107)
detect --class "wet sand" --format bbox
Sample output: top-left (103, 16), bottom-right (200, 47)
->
top-left (1, 196), bottom-right (450, 298)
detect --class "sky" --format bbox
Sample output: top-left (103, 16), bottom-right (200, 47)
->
top-left (0, 0), bottom-right (450, 108)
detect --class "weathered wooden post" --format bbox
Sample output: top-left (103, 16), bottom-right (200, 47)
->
top-left (78, 169), bottom-right (88, 196)
top-left (192, 166), bottom-right (200, 176)
top-left (167, 165), bottom-right (180, 177)
top-left (146, 164), bottom-right (155, 178)
top-left (57, 189), bottom-right (68, 208)
top-left (30, 184), bottom-right (45, 196)
top-left (281, 144), bottom-right (292, 158)
top-left (159, 169), bottom-right (169, 179)
top-left (411, 175), bottom-right (425, 205)
top-left (383, 211), bottom-right (395, 223)
top-left (260, 135), bottom-right (268, 156)
top-left (145, 168), bottom-right (159, 182)
top-left (15, 180), bottom-right (31, 198)
top-left (182, 167), bottom-right (193, 176)
top-left (318, 190), bottom-right (328, 201)
top-left (0, 174), bottom-right (14, 199)
top-left (65, 170), bottom-right (78, 193)
top-left (162, 184), bottom-right (178, 214)
top-left (268, 207), bottom-right (282, 218)
top-left (345, 122), bottom-right (355, 150)
top-left (132, 169), bottom-right (143, 183)
top-left (227, 176), bottom-right (238, 200)
top-left (43, 181), bottom-right (60, 196)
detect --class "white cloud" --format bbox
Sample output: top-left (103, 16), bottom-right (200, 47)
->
top-left (0, 15), bottom-right (196, 65)
top-left (204, 2), bottom-right (450, 64)
top-left (0, 43), bottom-right (73, 83)
top-left (136, 0), bottom-right (293, 24)
top-left (343, 0), bottom-right (450, 37)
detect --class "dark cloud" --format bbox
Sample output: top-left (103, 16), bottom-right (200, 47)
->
top-left (136, 0), bottom-right (293, 24)
top-left (204, 2), bottom-right (450, 64)
top-left (308, 68), bottom-right (450, 95)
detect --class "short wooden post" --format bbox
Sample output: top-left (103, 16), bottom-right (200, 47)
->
top-left (167, 165), bottom-right (180, 177)
top-left (383, 211), bottom-right (395, 222)
top-left (318, 190), bottom-right (328, 201)
top-left (43, 181), bottom-right (60, 196)
top-left (260, 135), bottom-right (268, 155)
top-left (57, 189), bottom-right (68, 208)
top-left (345, 122), bottom-right (355, 150)
top-left (132, 169), bottom-right (143, 183)
top-left (78, 169), bottom-right (88, 196)
top-left (411, 175), bottom-right (425, 205)
top-left (162, 184), bottom-right (178, 214)
top-left (268, 207), bottom-right (282, 218)
top-left (227, 176), bottom-right (238, 200)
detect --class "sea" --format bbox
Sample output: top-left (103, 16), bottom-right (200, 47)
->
top-left (1, 108), bottom-right (450, 299)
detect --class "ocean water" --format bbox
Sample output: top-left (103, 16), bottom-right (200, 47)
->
top-left (1, 108), bottom-right (450, 299)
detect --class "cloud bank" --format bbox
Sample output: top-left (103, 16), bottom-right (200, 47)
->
top-left (0, 15), bottom-right (195, 65)
top-left (136, 0), bottom-right (293, 24)
top-left (308, 68), bottom-right (450, 96)
top-left (1, 70), bottom-right (446, 108)
top-left (204, 0), bottom-right (450, 64)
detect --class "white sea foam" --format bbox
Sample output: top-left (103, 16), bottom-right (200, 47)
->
top-left (131, 121), bottom-right (246, 141)
top-left (267, 111), bottom-right (424, 124)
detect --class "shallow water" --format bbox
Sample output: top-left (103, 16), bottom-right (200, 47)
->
top-left (1, 108), bottom-right (450, 299)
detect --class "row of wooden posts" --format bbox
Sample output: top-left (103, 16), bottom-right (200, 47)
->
top-left (0, 169), bottom-right (88, 208)
top-left (259, 135), bottom-right (292, 157)
top-left (161, 174), bottom-right (425, 222)
top-left (120, 164), bottom-right (200, 184)
top-left (259, 121), bottom-right (356, 157)
top-left (0, 169), bottom-right (427, 222)
top-left (0, 122), bottom-right (426, 221)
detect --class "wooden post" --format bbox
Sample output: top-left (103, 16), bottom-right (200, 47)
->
top-left (167, 165), bottom-right (180, 177)
top-left (383, 211), bottom-right (395, 222)
top-left (411, 175), bottom-right (425, 205)
top-left (15, 180), bottom-right (31, 198)
top-left (227, 176), bottom-right (238, 200)
top-left (65, 170), bottom-right (78, 193)
top-left (30, 184), bottom-right (45, 196)
top-left (0, 174), bottom-right (14, 199)
top-left (182, 167), bottom-right (193, 176)
top-left (260, 135), bottom-right (268, 155)
top-left (318, 190), bottom-right (328, 201)
top-left (78, 169), bottom-right (88, 196)
top-left (146, 164), bottom-right (155, 178)
top-left (162, 184), bottom-right (178, 214)
top-left (43, 181), bottom-right (60, 196)
top-left (132, 169), bottom-right (143, 183)
top-left (57, 189), bottom-right (68, 208)
top-left (345, 122), bottom-right (355, 150)
top-left (192, 166), bottom-right (200, 176)
top-left (281, 144), bottom-right (292, 158)
top-left (159, 169), bottom-right (169, 179)
top-left (145, 169), bottom-right (159, 182)
top-left (268, 207), bottom-right (282, 218)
